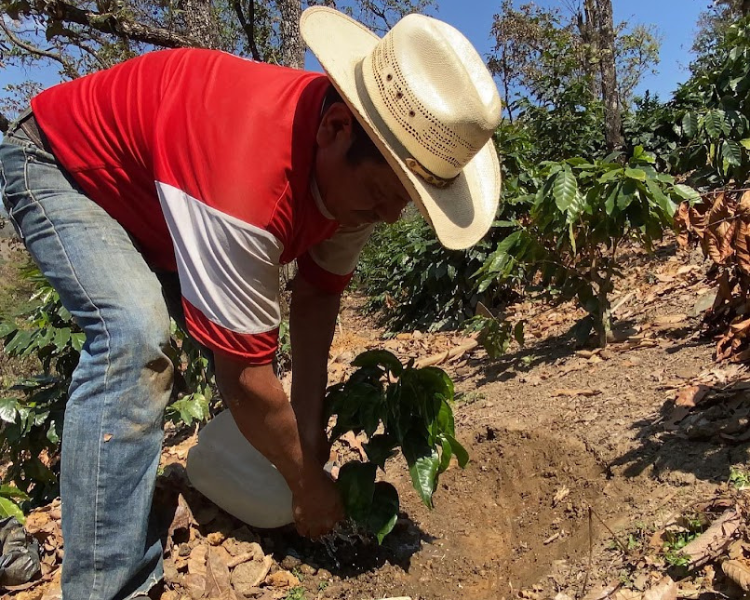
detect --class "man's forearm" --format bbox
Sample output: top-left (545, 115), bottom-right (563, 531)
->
top-left (289, 275), bottom-right (341, 444)
top-left (215, 360), bottom-right (314, 494)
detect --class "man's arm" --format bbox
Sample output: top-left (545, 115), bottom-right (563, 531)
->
top-left (289, 274), bottom-right (342, 463)
top-left (213, 357), bottom-right (343, 537)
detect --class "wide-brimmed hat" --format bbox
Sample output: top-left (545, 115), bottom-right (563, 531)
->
top-left (300, 7), bottom-right (502, 250)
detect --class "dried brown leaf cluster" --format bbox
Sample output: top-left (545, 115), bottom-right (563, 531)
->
top-left (675, 190), bottom-right (750, 360)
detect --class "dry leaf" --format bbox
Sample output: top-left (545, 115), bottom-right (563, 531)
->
top-left (340, 431), bottom-right (368, 461)
top-left (723, 559), bottom-right (750, 591)
top-left (642, 576), bottom-right (677, 600)
top-left (186, 544), bottom-right (208, 599)
top-left (680, 510), bottom-right (741, 570)
top-left (553, 486), bottom-right (570, 507)
top-left (612, 589), bottom-right (641, 600)
top-left (675, 385), bottom-right (711, 408)
top-left (204, 546), bottom-right (236, 599)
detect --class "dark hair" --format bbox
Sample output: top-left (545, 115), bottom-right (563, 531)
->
top-left (323, 85), bottom-right (387, 166)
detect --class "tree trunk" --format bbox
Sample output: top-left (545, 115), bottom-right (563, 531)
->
top-left (277, 0), bottom-right (304, 68)
top-left (596, 0), bottom-right (624, 151)
top-left (579, 0), bottom-right (600, 101)
top-left (184, 0), bottom-right (220, 48)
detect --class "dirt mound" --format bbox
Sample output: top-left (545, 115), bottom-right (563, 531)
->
top-left (309, 427), bottom-right (610, 600)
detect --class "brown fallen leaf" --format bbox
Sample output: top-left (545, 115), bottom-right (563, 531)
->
top-left (186, 544), bottom-right (207, 599)
top-left (680, 510), bottom-right (741, 570)
top-left (205, 546), bottom-right (236, 599)
top-left (340, 431), bottom-right (368, 461)
top-left (675, 385), bottom-right (711, 408)
top-left (723, 559), bottom-right (750, 592)
top-left (642, 576), bottom-right (677, 600)
top-left (551, 389), bottom-right (602, 398)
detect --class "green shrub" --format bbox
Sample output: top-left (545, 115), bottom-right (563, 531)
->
top-left (0, 265), bottom-right (217, 510)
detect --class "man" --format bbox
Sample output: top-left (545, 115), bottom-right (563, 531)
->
top-left (0, 6), bottom-right (501, 600)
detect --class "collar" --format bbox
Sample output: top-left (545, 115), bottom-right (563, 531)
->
top-left (310, 177), bottom-right (335, 220)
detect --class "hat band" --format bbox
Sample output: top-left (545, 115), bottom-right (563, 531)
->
top-left (404, 158), bottom-right (459, 189)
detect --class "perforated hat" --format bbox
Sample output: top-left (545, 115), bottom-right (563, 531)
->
top-left (300, 7), bottom-right (503, 250)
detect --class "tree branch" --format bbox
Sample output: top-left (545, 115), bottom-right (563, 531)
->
top-left (0, 19), bottom-right (80, 78)
top-left (233, 0), bottom-right (261, 61)
top-left (35, 0), bottom-right (199, 48)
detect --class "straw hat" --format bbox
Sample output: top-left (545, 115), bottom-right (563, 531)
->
top-left (300, 7), bottom-right (502, 250)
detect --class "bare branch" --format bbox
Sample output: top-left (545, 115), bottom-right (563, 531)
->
top-left (35, 0), bottom-right (199, 48)
top-left (0, 19), bottom-right (80, 78)
top-left (234, 0), bottom-right (261, 61)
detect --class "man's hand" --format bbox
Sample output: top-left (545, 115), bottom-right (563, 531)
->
top-left (292, 468), bottom-right (344, 538)
top-left (214, 356), bottom-right (343, 538)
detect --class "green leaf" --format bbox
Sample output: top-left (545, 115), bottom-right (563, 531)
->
top-left (604, 183), bottom-right (620, 215)
top-left (0, 497), bottom-right (25, 523)
top-left (624, 168), bottom-right (647, 182)
top-left (513, 321), bottom-right (525, 346)
top-left (740, 138), bottom-right (750, 150)
top-left (352, 350), bottom-right (403, 376)
top-left (704, 109), bottom-right (727, 139)
top-left (403, 438), bottom-right (440, 508)
top-left (365, 482), bottom-right (399, 544)
top-left (337, 462), bottom-right (377, 522)
top-left (363, 434), bottom-right (397, 469)
top-left (436, 400), bottom-right (455, 438)
top-left (645, 179), bottom-right (677, 217)
top-left (438, 437), bottom-right (453, 473)
top-left (0, 485), bottom-right (29, 502)
top-left (673, 184), bottom-right (701, 203)
top-left (721, 139), bottom-right (742, 167)
top-left (553, 168), bottom-right (578, 212)
top-left (617, 179), bottom-right (639, 210)
top-left (598, 168), bottom-right (624, 183)
top-left (0, 397), bottom-right (20, 424)
top-left (682, 112), bottom-right (699, 137)
top-left (445, 434), bottom-right (469, 468)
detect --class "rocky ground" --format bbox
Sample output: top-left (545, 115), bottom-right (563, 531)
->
top-left (3, 238), bottom-right (750, 600)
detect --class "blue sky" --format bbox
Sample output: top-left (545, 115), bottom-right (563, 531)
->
top-left (1, 0), bottom-right (707, 106)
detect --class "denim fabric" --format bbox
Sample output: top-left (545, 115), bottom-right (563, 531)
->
top-left (0, 127), bottom-right (173, 600)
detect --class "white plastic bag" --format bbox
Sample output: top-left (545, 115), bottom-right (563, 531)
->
top-left (186, 410), bottom-right (294, 528)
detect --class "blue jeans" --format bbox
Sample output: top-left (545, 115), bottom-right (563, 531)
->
top-left (0, 126), bottom-right (172, 599)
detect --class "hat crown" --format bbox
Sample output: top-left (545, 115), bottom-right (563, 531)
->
top-left (362, 14), bottom-right (502, 181)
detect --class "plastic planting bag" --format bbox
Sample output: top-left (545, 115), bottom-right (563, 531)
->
top-left (0, 517), bottom-right (40, 587)
top-left (186, 410), bottom-right (294, 528)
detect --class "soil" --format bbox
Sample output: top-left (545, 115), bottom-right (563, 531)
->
top-left (4, 238), bottom-right (750, 600)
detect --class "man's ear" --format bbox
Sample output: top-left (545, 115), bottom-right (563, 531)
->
top-left (316, 102), bottom-right (355, 148)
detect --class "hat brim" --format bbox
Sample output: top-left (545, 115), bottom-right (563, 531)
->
top-left (300, 7), bottom-right (501, 250)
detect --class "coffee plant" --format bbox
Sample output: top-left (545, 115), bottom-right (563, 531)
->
top-left (325, 350), bottom-right (468, 542)
top-left (476, 147), bottom-right (700, 347)
top-left (671, 18), bottom-right (750, 188)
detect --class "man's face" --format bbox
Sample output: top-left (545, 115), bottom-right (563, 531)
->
top-left (315, 103), bottom-right (410, 227)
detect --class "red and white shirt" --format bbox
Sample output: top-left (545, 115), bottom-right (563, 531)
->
top-left (32, 48), bottom-right (372, 364)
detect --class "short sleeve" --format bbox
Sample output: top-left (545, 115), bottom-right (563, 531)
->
top-left (156, 182), bottom-right (282, 364)
top-left (297, 223), bottom-right (374, 294)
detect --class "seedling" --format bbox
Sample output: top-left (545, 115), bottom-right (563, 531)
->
top-left (729, 465), bottom-right (750, 490)
top-left (325, 350), bottom-right (469, 543)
